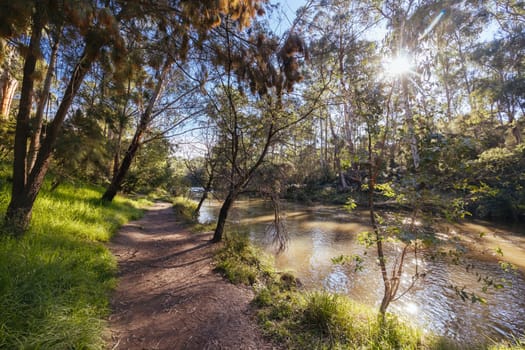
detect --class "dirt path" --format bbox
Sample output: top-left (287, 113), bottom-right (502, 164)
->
top-left (107, 202), bottom-right (278, 350)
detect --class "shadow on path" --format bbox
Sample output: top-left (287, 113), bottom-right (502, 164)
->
top-left (107, 202), bottom-right (278, 350)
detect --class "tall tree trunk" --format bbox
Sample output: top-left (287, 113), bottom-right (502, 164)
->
top-left (101, 60), bottom-right (171, 202)
top-left (328, 115), bottom-right (348, 189)
top-left (4, 12), bottom-right (43, 234)
top-left (402, 77), bottom-right (419, 170)
top-left (101, 127), bottom-right (143, 202)
top-left (27, 38), bottom-right (59, 172)
top-left (4, 35), bottom-right (104, 234)
top-left (211, 190), bottom-right (236, 243)
top-left (0, 76), bottom-right (18, 118)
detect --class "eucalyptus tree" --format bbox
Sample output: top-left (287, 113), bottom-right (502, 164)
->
top-left (1, 0), bottom-right (267, 234)
top-left (100, 1), bottom-right (270, 202)
top-left (0, 44), bottom-right (20, 118)
top-left (1, 0), bottom-right (126, 234)
top-left (470, 22), bottom-right (524, 145)
top-left (300, 0), bottom-right (381, 189)
top-left (202, 18), bottom-right (320, 242)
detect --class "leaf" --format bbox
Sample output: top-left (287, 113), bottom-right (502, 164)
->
top-left (495, 247), bottom-right (504, 257)
top-left (344, 197), bottom-right (357, 212)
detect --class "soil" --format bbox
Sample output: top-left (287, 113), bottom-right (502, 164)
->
top-left (107, 202), bottom-right (279, 350)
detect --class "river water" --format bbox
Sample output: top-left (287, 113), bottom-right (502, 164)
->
top-left (199, 199), bottom-right (525, 345)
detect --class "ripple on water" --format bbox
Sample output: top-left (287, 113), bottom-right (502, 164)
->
top-left (201, 200), bottom-right (525, 345)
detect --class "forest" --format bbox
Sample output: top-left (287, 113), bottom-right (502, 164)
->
top-left (0, 0), bottom-right (524, 349)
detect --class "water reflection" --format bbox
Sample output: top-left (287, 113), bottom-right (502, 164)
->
top-left (199, 200), bottom-right (525, 344)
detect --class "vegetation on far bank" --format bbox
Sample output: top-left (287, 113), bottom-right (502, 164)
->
top-left (213, 230), bottom-right (525, 350)
top-left (0, 171), bottom-right (145, 349)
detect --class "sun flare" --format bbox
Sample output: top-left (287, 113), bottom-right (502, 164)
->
top-left (384, 53), bottom-right (413, 76)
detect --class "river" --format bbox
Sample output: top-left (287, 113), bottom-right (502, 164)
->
top-left (199, 199), bottom-right (525, 345)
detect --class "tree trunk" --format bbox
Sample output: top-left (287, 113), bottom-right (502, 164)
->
top-left (195, 190), bottom-right (208, 216)
top-left (195, 170), bottom-right (214, 217)
top-left (0, 76), bottom-right (18, 118)
top-left (402, 77), bottom-right (419, 170)
top-left (27, 38), bottom-right (59, 172)
top-left (101, 59), bottom-right (171, 202)
top-left (211, 190), bottom-right (236, 243)
top-left (102, 129), bottom-right (143, 202)
top-left (4, 33), bottom-right (104, 234)
top-left (4, 11), bottom-right (43, 234)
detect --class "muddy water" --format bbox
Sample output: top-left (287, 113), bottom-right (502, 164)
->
top-left (199, 200), bottom-right (525, 345)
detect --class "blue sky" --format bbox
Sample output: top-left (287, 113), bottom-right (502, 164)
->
top-left (281, 0), bottom-right (306, 14)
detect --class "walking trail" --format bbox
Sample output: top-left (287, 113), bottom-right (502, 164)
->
top-left (107, 202), bottom-right (277, 350)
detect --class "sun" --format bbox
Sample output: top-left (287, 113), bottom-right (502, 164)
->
top-left (384, 53), bottom-right (413, 76)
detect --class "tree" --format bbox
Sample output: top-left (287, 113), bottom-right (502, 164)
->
top-left (204, 19), bottom-right (316, 242)
top-left (2, 1), bottom-right (124, 234)
top-left (2, 0), bottom-right (268, 234)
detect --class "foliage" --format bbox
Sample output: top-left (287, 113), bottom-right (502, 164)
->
top-left (465, 144), bottom-right (525, 220)
top-left (0, 177), bottom-right (144, 349)
top-left (214, 232), bottom-right (274, 286)
top-left (52, 109), bottom-right (109, 185)
top-left (172, 196), bottom-right (198, 224)
top-left (122, 136), bottom-right (175, 195)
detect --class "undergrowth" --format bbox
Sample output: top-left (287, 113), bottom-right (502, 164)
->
top-left (171, 196), bottom-right (216, 233)
top-left (0, 179), bottom-right (145, 349)
top-left (214, 233), bottom-right (524, 350)
top-left (172, 196), bottom-right (198, 224)
top-left (214, 233), bottom-right (275, 285)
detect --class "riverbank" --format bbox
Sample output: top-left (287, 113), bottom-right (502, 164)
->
top-left (199, 198), bottom-right (525, 346)
top-left (215, 232), bottom-right (525, 350)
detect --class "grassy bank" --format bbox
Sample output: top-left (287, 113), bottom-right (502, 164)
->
top-left (214, 233), bottom-right (524, 350)
top-left (0, 179), bottom-right (145, 349)
top-left (172, 196), bottom-right (198, 223)
top-left (172, 196), bottom-right (216, 232)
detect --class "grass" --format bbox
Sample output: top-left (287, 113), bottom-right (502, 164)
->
top-left (172, 196), bottom-right (198, 224)
top-left (0, 179), bottom-right (145, 349)
top-left (171, 196), bottom-right (216, 233)
top-left (214, 233), bottom-right (275, 285)
top-left (214, 232), bottom-right (525, 350)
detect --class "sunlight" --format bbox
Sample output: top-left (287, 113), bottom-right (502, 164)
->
top-left (404, 302), bottom-right (419, 315)
top-left (383, 53), bottom-right (413, 77)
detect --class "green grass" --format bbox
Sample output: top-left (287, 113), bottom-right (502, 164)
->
top-left (172, 196), bottom-right (198, 224)
top-left (215, 233), bottom-right (524, 350)
top-left (214, 233), bottom-right (275, 285)
top-left (0, 180), bottom-right (145, 349)
top-left (171, 195), bottom-right (218, 233)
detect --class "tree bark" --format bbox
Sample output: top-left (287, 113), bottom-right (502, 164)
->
top-left (5, 34), bottom-right (104, 234)
top-left (27, 38), bottom-right (59, 173)
top-left (195, 168), bottom-right (214, 217)
top-left (0, 76), bottom-right (18, 118)
top-left (101, 127), bottom-right (143, 202)
top-left (211, 190), bottom-right (236, 242)
top-left (102, 59), bottom-right (171, 202)
top-left (402, 77), bottom-right (419, 170)
top-left (4, 11), bottom-right (43, 234)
